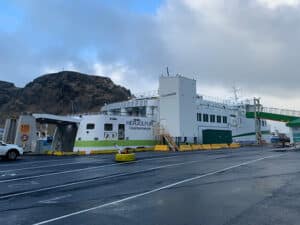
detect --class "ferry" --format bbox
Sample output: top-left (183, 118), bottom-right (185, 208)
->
top-left (73, 75), bottom-right (270, 152)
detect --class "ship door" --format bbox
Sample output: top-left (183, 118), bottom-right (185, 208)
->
top-left (118, 124), bottom-right (125, 140)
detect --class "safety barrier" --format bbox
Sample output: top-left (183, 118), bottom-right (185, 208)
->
top-left (134, 147), bottom-right (154, 152)
top-left (45, 143), bottom-right (240, 156)
top-left (210, 144), bottom-right (228, 150)
top-left (48, 150), bottom-right (86, 156)
top-left (53, 151), bottom-right (64, 156)
top-left (154, 145), bottom-right (170, 151)
top-left (115, 153), bottom-right (136, 162)
top-left (201, 144), bottom-right (212, 150)
top-left (210, 144), bottom-right (222, 150)
top-left (77, 151), bottom-right (86, 155)
top-left (228, 143), bottom-right (241, 148)
top-left (179, 145), bottom-right (192, 151)
top-left (186, 143), bottom-right (239, 151)
top-left (191, 144), bottom-right (203, 150)
top-left (45, 150), bottom-right (53, 155)
top-left (90, 149), bottom-right (118, 155)
top-left (61, 152), bottom-right (78, 156)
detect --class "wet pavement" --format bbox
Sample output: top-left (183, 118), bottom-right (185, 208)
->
top-left (0, 147), bottom-right (299, 225)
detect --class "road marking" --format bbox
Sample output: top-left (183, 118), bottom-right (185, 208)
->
top-left (8, 181), bottom-right (39, 188)
top-left (32, 154), bottom-right (283, 225)
top-left (0, 160), bottom-right (200, 199)
top-left (0, 158), bottom-right (93, 168)
top-left (1, 173), bottom-right (16, 177)
top-left (0, 159), bottom-right (105, 173)
top-left (39, 194), bottom-right (72, 204)
top-left (0, 155), bottom-right (187, 184)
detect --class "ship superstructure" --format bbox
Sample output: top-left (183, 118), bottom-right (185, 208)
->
top-left (73, 75), bottom-right (270, 152)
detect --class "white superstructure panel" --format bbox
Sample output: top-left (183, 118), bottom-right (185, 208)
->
top-left (159, 75), bottom-right (197, 138)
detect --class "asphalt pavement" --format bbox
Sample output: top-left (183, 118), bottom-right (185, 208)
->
top-left (0, 147), bottom-right (299, 225)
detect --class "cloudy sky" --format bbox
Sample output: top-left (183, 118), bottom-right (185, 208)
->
top-left (1, 0), bottom-right (300, 114)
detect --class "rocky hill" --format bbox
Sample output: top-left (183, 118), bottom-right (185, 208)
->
top-left (0, 71), bottom-right (131, 126)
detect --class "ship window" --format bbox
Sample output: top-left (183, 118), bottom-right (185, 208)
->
top-left (86, 123), bottom-right (95, 130)
top-left (203, 114), bottom-right (209, 122)
top-left (197, 113), bottom-right (202, 121)
top-left (210, 115), bottom-right (215, 123)
top-left (104, 123), bottom-right (113, 131)
top-left (223, 116), bottom-right (227, 124)
top-left (217, 115), bottom-right (221, 123)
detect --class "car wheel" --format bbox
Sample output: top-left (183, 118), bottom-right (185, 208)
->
top-left (6, 150), bottom-right (18, 161)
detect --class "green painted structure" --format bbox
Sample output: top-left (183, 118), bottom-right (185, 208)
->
top-left (202, 129), bottom-right (232, 144)
top-left (246, 105), bottom-right (300, 143)
top-left (245, 111), bottom-right (299, 123)
top-left (74, 139), bottom-right (157, 147)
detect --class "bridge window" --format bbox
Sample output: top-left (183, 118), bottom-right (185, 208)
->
top-left (217, 115), bottom-right (221, 123)
top-left (222, 116), bottom-right (227, 124)
top-left (104, 123), bottom-right (113, 131)
top-left (203, 114), bottom-right (209, 122)
top-left (86, 123), bottom-right (95, 130)
top-left (197, 113), bottom-right (202, 121)
top-left (210, 115), bottom-right (215, 123)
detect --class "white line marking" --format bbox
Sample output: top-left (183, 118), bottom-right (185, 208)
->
top-left (39, 194), bottom-right (72, 204)
top-left (1, 173), bottom-right (16, 177)
top-left (0, 158), bottom-right (93, 168)
top-left (32, 154), bottom-right (283, 225)
top-left (0, 155), bottom-right (185, 183)
top-left (0, 160), bottom-right (200, 199)
top-left (8, 181), bottom-right (39, 188)
top-left (0, 159), bottom-right (105, 173)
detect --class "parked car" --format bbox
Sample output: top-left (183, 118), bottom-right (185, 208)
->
top-left (0, 141), bottom-right (23, 160)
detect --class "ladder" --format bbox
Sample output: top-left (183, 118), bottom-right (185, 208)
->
top-left (154, 124), bottom-right (178, 151)
top-left (162, 133), bottom-right (178, 151)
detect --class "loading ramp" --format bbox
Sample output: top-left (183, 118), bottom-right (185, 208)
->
top-left (3, 113), bottom-right (81, 152)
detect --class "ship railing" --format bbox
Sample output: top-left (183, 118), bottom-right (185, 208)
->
top-left (246, 105), bottom-right (300, 118)
top-left (134, 90), bottom-right (159, 99)
top-left (261, 107), bottom-right (300, 117)
top-left (199, 95), bottom-right (251, 106)
top-left (67, 112), bottom-right (104, 117)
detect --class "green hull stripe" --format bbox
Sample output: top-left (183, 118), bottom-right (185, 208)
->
top-left (75, 140), bottom-right (158, 147)
top-left (233, 131), bottom-right (270, 138)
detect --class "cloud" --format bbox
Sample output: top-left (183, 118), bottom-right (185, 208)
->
top-left (1, 0), bottom-right (300, 109)
top-left (257, 0), bottom-right (300, 9)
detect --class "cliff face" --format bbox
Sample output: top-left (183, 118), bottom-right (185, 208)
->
top-left (0, 71), bottom-right (131, 125)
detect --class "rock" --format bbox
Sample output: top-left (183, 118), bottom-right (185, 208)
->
top-left (0, 71), bottom-right (131, 125)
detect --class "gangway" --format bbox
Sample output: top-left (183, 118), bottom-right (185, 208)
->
top-left (246, 105), bottom-right (300, 123)
top-left (246, 103), bottom-right (300, 144)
